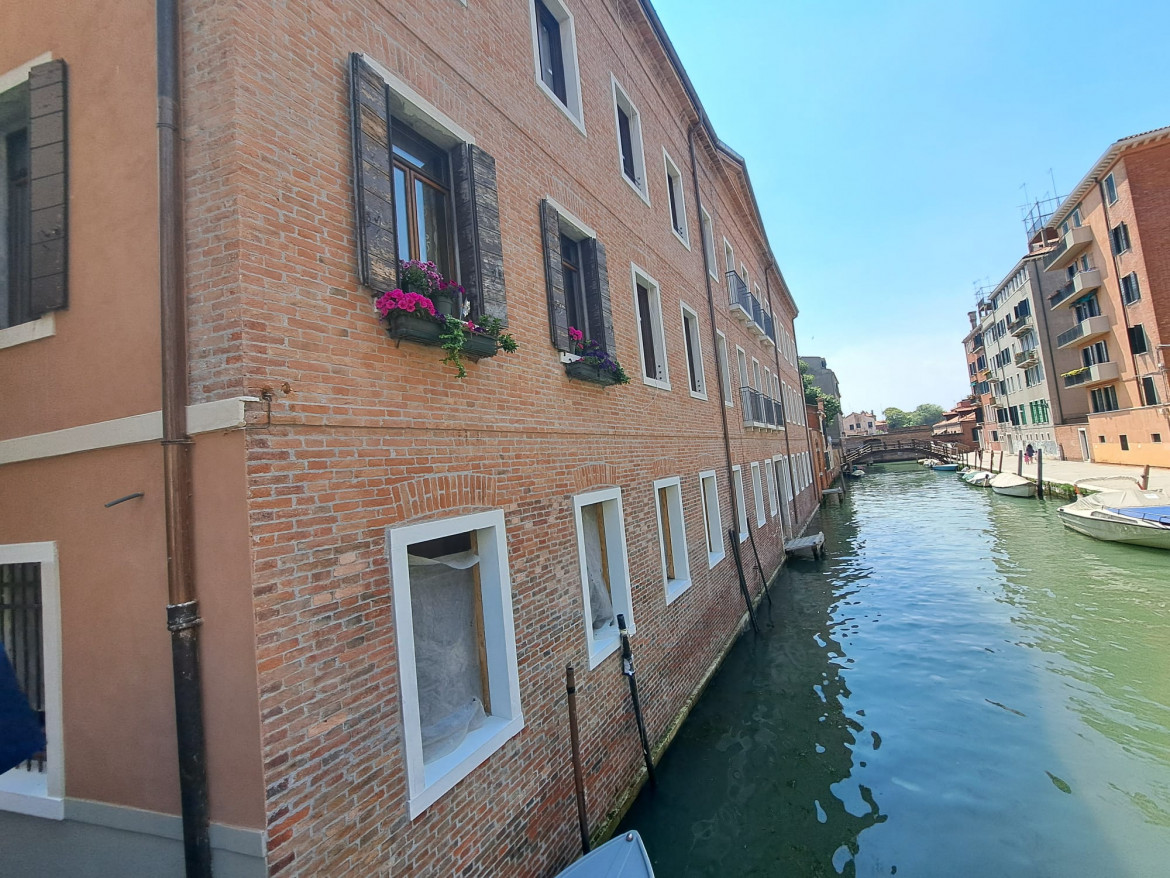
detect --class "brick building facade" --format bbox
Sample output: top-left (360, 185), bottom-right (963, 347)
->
top-left (0, 1), bottom-right (819, 875)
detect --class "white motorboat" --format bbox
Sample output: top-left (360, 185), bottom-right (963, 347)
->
top-left (963, 471), bottom-right (993, 487)
top-left (990, 473), bottom-right (1035, 498)
top-left (1057, 487), bottom-right (1170, 550)
top-left (556, 831), bottom-right (655, 878)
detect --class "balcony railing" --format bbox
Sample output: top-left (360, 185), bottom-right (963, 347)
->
top-left (1007, 313), bottom-right (1031, 337)
top-left (1043, 226), bottom-right (1094, 272)
top-left (740, 386), bottom-right (765, 427)
top-left (762, 311), bottom-right (776, 346)
top-left (1049, 282), bottom-right (1075, 308)
top-left (728, 271), bottom-right (752, 321)
top-left (1014, 348), bottom-right (1038, 367)
top-left (1064, 360), bottom-right (1120, 388)
top-left (1056, 314), bottom-right (1110, 349)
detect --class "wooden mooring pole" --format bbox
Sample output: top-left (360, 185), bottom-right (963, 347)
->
top-left (1142, 465), bottom-right (1151, 490)
top-left (728, 529), bottom-right (760, 634)
top-left (998, 451), bottom-right (1004, 473)
top-left (565, 664), bottom-right (590, 855)
top-left (616, 615), bottom-right (656, 789)
top-left (1017, 450), bottom-right (1023, 476)
top-left (1036, 449), bottom-right (1044, 500)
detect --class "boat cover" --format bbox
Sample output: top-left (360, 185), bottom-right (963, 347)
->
top-left (1111, 506), bottom-right (1170, 525)
top-left (556, 831), bottom-right (655, 878)
top-left (1066, 489), bottom-right (1170, 526)
top-left (989, 473), bottom-right (1030, 489)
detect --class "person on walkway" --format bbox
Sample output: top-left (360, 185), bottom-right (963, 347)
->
top-left (1025, 443), bottom-right (1035, 465)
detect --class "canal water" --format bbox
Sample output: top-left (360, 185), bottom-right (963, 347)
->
top-left (618, 462), bottom-right (1170, 877)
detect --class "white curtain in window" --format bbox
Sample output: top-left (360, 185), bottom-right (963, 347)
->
top-left (407, 551), bottom-right (487, 763)
top-left (581, 506), bottom-right (615, 632)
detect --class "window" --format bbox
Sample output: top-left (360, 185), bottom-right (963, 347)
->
top-left (1153, 433), bottom-right (1162, 443)
top-left (701, 209), bottom-right (717, 279)
top-left (1120, 434), bottom-right (1130, 451)
top-left (388, 511), bottom-right (524, 817)
top-left (539, 199), bottom-right (615, 359)
top-left (1121, 272), bottom-right (1141, 305)
top-left (1090, 385), bottom-right (1119, 413)
top-left (731, 465), bottom-right (748, 542)
top-left (1111, 222), bottom-right (1131, 255)
top-left (572, 488), bottom-right (633, 668)
top-left (765, 461), bottom-right (779, 517)
top-left (680, 302), bottom-right (706, 399)
top-left (735, 345), bottom-right (748, 403)
top-left (751, 462), bottom-right (766, 526)
top-left (350, 55), bottom-right (507, 324)
top-left (654, 477), bottom-right (692, 603)
top-left (531, 0), bottom-right (583, 128)
top-left (611, 77), bottom-right (647, 201)
top-left (716, 330), bottom-right (732, 407)
top-left (1128, 324), bottom-right (1149, 355)
top-left (1, 59), bottom-right (67, 337)
top-left (723, 240), bottom-right (734, 279)
top-left (1082, 339), bottom-right (1109, 367)
top-left (1104, 172), bottom-right (1117, 204)
top-left (699, 471), bottom-right (725, 568)
top-left (632, 266), bottom-right (668, 388)
top-left (0, 543), bottom-right (63, 820)
top-left (663, 149), bottom-right (689, 246)
top-left (1141, 376), bottom-right (1159, 406)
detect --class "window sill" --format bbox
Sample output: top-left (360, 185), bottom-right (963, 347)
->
top-left (621, 172), bottom-right (651, 206)
top-left (535, 77), bottom-right (585, 136)
top-left (587, 627), bottom-right (621, 670)
top-left (664, 577), bottom-right (693, 605)
top-left (671, 227), bottom-right (691, 251)
top-left (0, 313), bottom-right (56, 351)
top-left (738, 531), bottom-right (748, 544)
top-left (688, 388), bottom-right (708, 401)
top-left (410, 713), bottom-right (524, 819)
top-left (0, 769), bottom-right (63, 820)
top-left (707, 550), bottom-right (726, 570)
top-left (642, 376), bottom-right (671, 391)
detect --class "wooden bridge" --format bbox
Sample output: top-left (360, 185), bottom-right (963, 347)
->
top-left (843, 438), bottom-right (969, 466)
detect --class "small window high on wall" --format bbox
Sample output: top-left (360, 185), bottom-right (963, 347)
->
top-left (699, 470), bottom-right (725, 568)
top-left (654, 477), bottom-right (692, 603)
top-left (731, 465), bottom-right (748, 542)
top-left (530, 0), bottom-right (584, 129)
top-left (573, 488), bottom-right (633, 668)
top-left (388, 510), bottom-right (523, 817)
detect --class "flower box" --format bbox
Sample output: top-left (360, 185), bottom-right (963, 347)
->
top-left (385, 310), bottom-right (445, 346)
top-left (565, 359), bottom-right (621, 386)
top-left (463, 331), bottom-right (499, 361)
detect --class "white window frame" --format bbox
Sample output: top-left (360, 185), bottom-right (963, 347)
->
top-left (653, 477), bottom-right (692, 603)
top-left (611, 75), bottom-right (649, 204)
top-left (528, 0), bottom-right (586, 134)
top-left (699, 470), bottom-right (725, 568)
top-left (715, 330), bottom-right (733, 407)
top-left (781, 454), bottom-right (794, 508)
top-left (750, 462), bottom-right (766, 527)
top-left (680, 301), bottom-right (707, 400)
top-left (1104, 172), bottom-right (1117, 205)
top-left (631, 264), bottom-right (670, 390)
top-left (701, 208), bottom-right (718, 279)
top-left (740, 263), bottom-right (750, 292)
top-left (723, 239), bottom-right (735, 280)
top-left (0, 541), bottom-right (64, 820)
top-left (765, 461), bottom-right (779, 517)
top-left (572, 487), bottom-right (634, 669)
top-left (662, 148), bottom-right (690, 248)
top-left (388, 510), bottom-right (524, 818)
top-left (731, 465), bottom-right (748, 542)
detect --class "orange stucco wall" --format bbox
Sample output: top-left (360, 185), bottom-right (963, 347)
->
top-left (1086, 408), bottom-right (1170, 468)
top-left (0, 3), bottom-right (162, 440)
top-left (0, 431), bottom-right (264, 829)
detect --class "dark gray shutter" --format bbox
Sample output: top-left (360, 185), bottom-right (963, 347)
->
top-left (540, 199), bottom-right (570, 351)
top-left (27, 59), bottom-right (67, 316)
top-left (581, 238), bottom-right (615, 353)
top-left (451, 144), bottom-right (507, 322)
top-left (348, 53), bottom-right (398, 293)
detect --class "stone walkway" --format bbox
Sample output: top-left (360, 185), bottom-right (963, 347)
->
top-left (960, 451), bottom-right (1170, 491)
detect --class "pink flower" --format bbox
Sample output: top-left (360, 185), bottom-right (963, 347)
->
top-left (568, 326), bottom-right (584, 343)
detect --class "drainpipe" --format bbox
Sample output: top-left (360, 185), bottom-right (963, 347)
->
top-left (686, 123), bottom-right (741, 536)
top-left (158, 1), bottom-right (212, 875)
top-left (763, 264), bottom-right (800, 536)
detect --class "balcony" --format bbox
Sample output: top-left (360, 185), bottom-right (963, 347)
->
top-left (1014, 348), bottom-right (1038, 368)
top-left (1056, 314), bottom-right (1110, 349)
top-left (728, 270), bottom-right (752, 321)
top-left (1063, 360), bottom-right (1120, 388)
top-left (740, 386), bottom-right (767, 428)
top-left (1007, 313), bottom-right (1032, 337)
top-left (1069, 268), bottom-right (1102, 298)
top-left (1049, 282), bottom-right (1075, 308)
top-left (1044, 226), bottom-right (1094, 272)
top-left (762, 311), bottom-right (776, 347)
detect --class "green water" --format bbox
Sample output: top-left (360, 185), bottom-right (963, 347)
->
top-left (618, 463), bottom-right (1170, 876)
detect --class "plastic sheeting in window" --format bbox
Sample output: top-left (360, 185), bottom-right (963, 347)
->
top-left (581, 504), bottom-right (615, 633)
top-left (407, 550), bottom-right (487, 763)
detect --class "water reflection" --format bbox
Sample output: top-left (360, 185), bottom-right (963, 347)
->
top-left (619, 464), bottom-right (1170, 877)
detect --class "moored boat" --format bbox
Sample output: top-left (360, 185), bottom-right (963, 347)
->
top-left (556, 831), bottom-right (655, 878)
top-left (990, 473), bottom-right (1035, 498)
top-left (931, 463), bottom-right (959, 472)
top-left (1057, 487), bottom-right (1170, 550)
top-left (963, 471), bottom-right (993, 487)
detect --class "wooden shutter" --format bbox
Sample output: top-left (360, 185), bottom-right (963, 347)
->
top-left (540, 199), bottom-right (571, 351)
top-left (27, 59), bottom-right (68, 316)
top-left (581, 237), bottom-right (614, 353)
top-left (348, 53), bottom-right (398, 293)
top-left (451, 144), bottom-right (507, 322)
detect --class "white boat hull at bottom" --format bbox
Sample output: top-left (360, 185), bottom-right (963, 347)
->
top-left (1057, 508), bottom-right (1170, 549)
top-left (989, 473), bottom-right (1036, 498)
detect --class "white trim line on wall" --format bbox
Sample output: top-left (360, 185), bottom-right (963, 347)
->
top-left (0, 313), bottom-right (55, 351)
top-left (0, 397), bottom-right (257, 466)
top-left (63, 798), bottom-right (267, 858)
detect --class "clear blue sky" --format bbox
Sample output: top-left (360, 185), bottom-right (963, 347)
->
top-left (654, 0), bottom-right (1170, 416)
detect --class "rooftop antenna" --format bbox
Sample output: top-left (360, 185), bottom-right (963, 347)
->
top-left (1048, 168), bottom-right (1058, 203)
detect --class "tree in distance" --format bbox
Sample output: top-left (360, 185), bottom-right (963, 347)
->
top-left (883, 404), bottom-right (945, 429)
